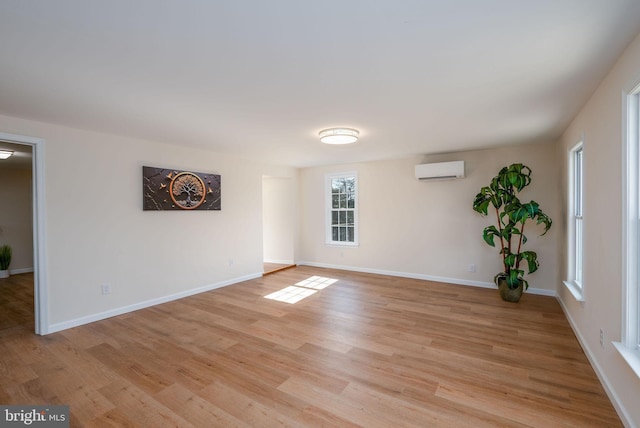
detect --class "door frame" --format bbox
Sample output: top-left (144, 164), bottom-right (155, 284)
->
top-left (0, 131), bottom-right (48, 334)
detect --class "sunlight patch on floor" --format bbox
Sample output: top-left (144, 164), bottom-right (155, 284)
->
top-left (295, 276), bottom-right (338, 290)
top-left (264, 276), bottom-right (338, 304)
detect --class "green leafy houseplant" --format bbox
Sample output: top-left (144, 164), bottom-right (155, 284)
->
top-left (472, 164), bottom-right (552, 299)
top-left (0, 245), bottom-right (12, 271)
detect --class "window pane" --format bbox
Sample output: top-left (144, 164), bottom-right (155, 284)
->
top-left (340, 194), bottom-right (347, 208)
top-left (347, 193), bottom-right (355, 208)
top-left (339, 211), bottom-right (346, 224)
top-left (345, 178), bottom-right (355, 193)
top-left (347, 211), bottom-right (354, 225)
top-left (331, 211), bottom-right (338, 225)
top-left (332, 194), bottom-right (339, 209)
top-left (332, 227), bottom-right (339, 242)
top-left (575, 148), bottom-right (583, 216)
top-left (347, 227), bottom-right (354, 242)
top-left (339, 227), bottom-right (346, 241)
top-left (576, 217), bottom-right (583, 285)
top-left (331, 178), bottom-right (342, 194)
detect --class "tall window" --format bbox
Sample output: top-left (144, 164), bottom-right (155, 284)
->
top-left (573, 144), bottom-right (584, 286)
top-left (564, 142), bottom-right (585, 301)
top-left (615, 80), bottom-right (640, 378)
top-left (325, 172), bottom-right (358, 246)
top-left (628, 84), bottom-right (640, 354)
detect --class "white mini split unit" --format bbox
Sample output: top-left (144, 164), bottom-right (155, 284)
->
top-left (415, 160), bottom-right (465, 181)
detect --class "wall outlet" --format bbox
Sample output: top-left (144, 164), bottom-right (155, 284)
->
top-left (468, 264), bottom-right (476, 273)
top-left (228, 258), bottom-right (234, 267)
top-left (101, 283), bottom-right (112, 295)
top-left (599, 329), bottom-right (604, 347)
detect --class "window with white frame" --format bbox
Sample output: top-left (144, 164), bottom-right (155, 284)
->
top-left (325, 172), bottom-right (358, 246)
top-left (564, 141), bottom-right (585, 301)
top-left (574, 144), bottom-right (584, 287)
top-left (614, 80), bottom-right (640, 378)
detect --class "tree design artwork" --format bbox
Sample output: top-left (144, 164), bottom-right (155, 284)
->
top-left (142, 166), bottom-right (221, 211)
top-left (170, 172), bottom-right (206, 209)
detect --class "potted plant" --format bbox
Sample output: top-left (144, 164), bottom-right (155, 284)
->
top-left (0, 244), bottom-right (11, 278)
top-left (472, 164), bottom-right (552, 302)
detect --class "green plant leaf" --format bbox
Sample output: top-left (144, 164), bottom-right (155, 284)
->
top-left (520, 251), bottom-right (539, 274)
top-left (507, 204), bottom-right (530, 223)
top-left (0, 245), bottom-right (11, 270)
top-left (472, 195), bottom-right (490, 215)
top-left (522, 201), bottom-right (540, 217)
top-left (503, 224), bottom-right (520, 235)
top-left (507, 269), bottom-right (524, 288)
top-left (482, 226), bottom-right (500, 247)
top-left (498, 163), bottom-right (532, 192)
top-left (504, 253), bottom-right (517, 268)
top-left (536, 211), bottom-right (553, 235)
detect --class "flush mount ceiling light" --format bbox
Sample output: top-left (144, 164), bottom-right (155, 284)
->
top-left (0, 150), bottom-right (13, 160)
top-left (319, 128), bottom-right (359, 145)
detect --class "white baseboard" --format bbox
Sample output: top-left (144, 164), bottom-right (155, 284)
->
top-left (296, 261), bottom-right (556, 296)
top-left (264, 259), bottom-right (295, 265)
top-left (9, 267), bottom-right (34, 275)
top-left (46, 272), bottom-right (262, 334)
top-left (556, 296), bottom-right (631, 427)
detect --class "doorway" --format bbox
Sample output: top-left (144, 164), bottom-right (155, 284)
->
top-left (262, 176), bottom-right (295, 275)
top-left (0, 132), bottom-right (47, 334)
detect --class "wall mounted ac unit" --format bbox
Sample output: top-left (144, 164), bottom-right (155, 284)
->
top-left (415, 160), bottom-right (465, 180)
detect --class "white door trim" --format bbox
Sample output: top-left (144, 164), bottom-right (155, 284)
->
top-left (0, 131), bottom-right (48, 334)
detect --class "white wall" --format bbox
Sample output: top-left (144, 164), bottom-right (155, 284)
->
top-left (0, 166), bottom-right (33, 272)
top-left (557, 32), bottom-right (640, 427)
top-left (1, 30), bottom-right (636, 423)
top-left (298, 142), bottom-right (560, 294)
top-left (262, 176), bottom-right (295, 264)
top-left (0, 113), bottom-right (295, 331)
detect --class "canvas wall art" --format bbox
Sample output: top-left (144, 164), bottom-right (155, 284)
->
top-left (143, 166), bottom-right (221, 211)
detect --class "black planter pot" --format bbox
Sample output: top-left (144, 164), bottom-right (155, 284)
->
top-left (495, 275), bottom-right (523, 302)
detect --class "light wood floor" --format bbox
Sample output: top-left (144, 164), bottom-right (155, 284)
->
top-left (0, 268), bottom-right (621, 427)
top-left (264, 263), bottom-right (297, 275)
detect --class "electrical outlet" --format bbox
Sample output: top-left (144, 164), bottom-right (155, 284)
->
top-left (101, 283), bottom-right (111, 295)
top-left (599, 329), bottom-right (604, 347)
top-left (228, 258), bottom-right (234, 267)
top-left (468, 264), bottom-right (476, 273)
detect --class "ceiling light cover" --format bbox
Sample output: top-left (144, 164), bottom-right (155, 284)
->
top-left (0, 150), bottom-right (13, 160)
top-left (319, 128), bottom-right (359, 145)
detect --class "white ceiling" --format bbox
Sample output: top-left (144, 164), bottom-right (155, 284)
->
top-left (1, 1), bottom-right (639, 168)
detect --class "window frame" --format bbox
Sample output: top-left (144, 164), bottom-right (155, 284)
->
top-left (325, 171), bottom-right (359, 247)
top-left (615, 81), bottom-right (640, 378)
top-left (564, 141), bottom-right (585, 301)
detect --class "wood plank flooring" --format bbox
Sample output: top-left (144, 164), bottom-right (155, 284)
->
top-left (0, 268), bottom-right (622, 427)
top-left (264, 263), bottom-right (297, 275)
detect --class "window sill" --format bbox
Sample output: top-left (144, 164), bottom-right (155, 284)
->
top-left (613, 342), bottom-right (640, 379)
top-left (325, 242), bottom-right (359, 248)
top-left (563, 280), bottom-right (585, 302)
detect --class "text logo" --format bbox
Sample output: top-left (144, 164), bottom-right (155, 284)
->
top-left (1, 406), bottom-right (69, 427)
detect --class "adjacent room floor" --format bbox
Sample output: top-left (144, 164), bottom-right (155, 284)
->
top-left (0, 268), bottom-right (622, 427)
top-left (263, 263), bottom-right (296, 275)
